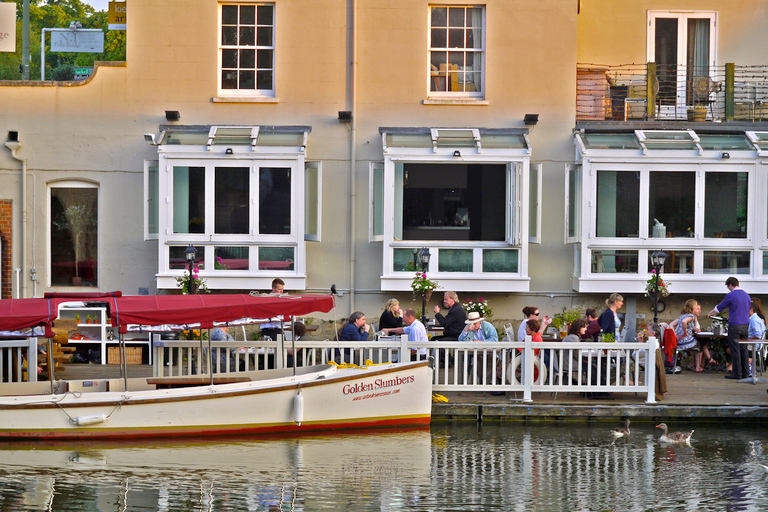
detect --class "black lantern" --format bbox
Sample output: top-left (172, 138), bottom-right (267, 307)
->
top-left (649, 250), bottom-right (666, 323)
top-left (417, 248), bottom-right (431, 324)
top-left (185, 245), bottom-right (197, 295)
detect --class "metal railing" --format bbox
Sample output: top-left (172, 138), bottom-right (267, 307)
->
top-left (151, 335), bottom-right (658, 403)
top-left (576, 62), bottom-right (768, 122)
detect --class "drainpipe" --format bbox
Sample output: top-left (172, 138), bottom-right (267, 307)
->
top-left (347, 0), bottom-right (358, 312)
top-left (5, 136), bottom-right (26, 298)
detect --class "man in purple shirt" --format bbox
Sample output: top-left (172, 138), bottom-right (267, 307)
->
top-left (708, 276), bottom-right (751, 380)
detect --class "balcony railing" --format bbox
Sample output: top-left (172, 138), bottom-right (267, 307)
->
top-left (577, 63), bottom-right (768, 123)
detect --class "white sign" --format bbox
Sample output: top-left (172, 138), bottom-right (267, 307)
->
top-left (50, 30), bottom-right (104, 53)
top-left (0, 3), bottom-right (16, 53)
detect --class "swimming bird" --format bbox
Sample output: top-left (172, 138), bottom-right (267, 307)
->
top-left (656, 423), bottom-right (694, 444)
top-left (611, 418), bottom-right (631, 437)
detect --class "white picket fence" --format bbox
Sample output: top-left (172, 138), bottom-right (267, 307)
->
top-left (0, 338), bottom-right (40, 383)
top-left (150, 335), bottom-right (659, 403)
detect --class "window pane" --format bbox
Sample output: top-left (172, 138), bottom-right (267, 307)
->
top-left (147, 162), bottom-right (158, 236)
top-left (256, 4), bottom-right (273, 25)
top-left (393, 248), bottom-right (418, 272)
top-left (239, 70), bottom-right (255, 89)
top-left (256, 27), bottom-right (273, 47)
top-left (703, 251), bottom-right (750, 274)
top-left (222, 26), bottom-right (237, 46)
top-left (305, 163), bottom-right (320, 240)
top-left (399, 163), bottom-right (505, 242)
top-left (649, 172), bottom-right (695, 238)
top-left (239, 5), bottom-right (255, 25)
top-left (239, 26), bottom-right (255, 47)
top-left (529, 164), bottom-right (539, 242)
top-left (661, 250), bottom-right (694, 274)
top-left (438, 249), bottom-right (473, 272)
top-left (596, 171), bottom-right (639, 237)
top-left (258, 247), bottom-right (295, 270)
top-left (567, 164), bottom-right (581, 240)
top-left (172, 166), bottom-right (205, 234)
top-left (763, 251), bottom-right (768, 275)
top-left (214, 246), bottom-right (249, 270)
top-left (705, 172), bottom-right (747, 238)
top-left (372, 165), bottom-right (384, 238)
top-left (222, 5), bottom-right (237, 25)
top-left (259, 167), bottom-right (291, 234)
top-left (431, 7), bottom-right (447, 27)
top-left (482, 249), bottom-right (518, 273)
top-left (51, 187), bottom-right (98, 287)
top-left (591, 250), bottom-right (638, 273)
top-left (215, 167), bottom-right (249, 234)
top-left (256, 69), bottom-right (272, 90)
top-left (169, 246), bottom-right (204, 271)
top-left (240, 49), bottom-right (255, 69)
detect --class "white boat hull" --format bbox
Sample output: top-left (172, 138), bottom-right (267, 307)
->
top-left (0, 362), bottom-right (432, 439)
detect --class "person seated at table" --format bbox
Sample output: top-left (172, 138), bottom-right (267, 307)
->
top-left (670, 299), bottom-right (705, 372)
top-left (381, 308), bottom-right (428, 360)
top-left (379, 299), bottom-right (404, 331)
top-left (210, 328), bottom-right (238, 373)
top-left (517, 306), bottom-right (552, 342)
top-left (583, 308), bottom-right (602, 341)
top-left (459, 311), bottom-right (499, 342)
top-left (334, 311), bottom-right (371, 363)
top-left (433, 291), bottom-right (466, 340)
top-left (259, 278), bottom-right (285, 341)
top-left (524, 319), bottom-right (543, 355)
top-left (286, 322), bottom-right (308, 368)
top-left (748, 301), bottom-right (766, 372)
top-left (563, 318), bottom-right (588, 376)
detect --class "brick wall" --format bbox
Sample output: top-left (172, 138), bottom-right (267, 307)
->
top-left (0, 200), bottom-right (11, 299)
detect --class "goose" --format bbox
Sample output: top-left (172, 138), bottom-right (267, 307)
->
top-left (611, 418), bottom-right (631, 437)
top-left (656, 423), bottom-right (694, 444)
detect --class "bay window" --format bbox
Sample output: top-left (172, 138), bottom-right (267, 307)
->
top-left (380, 127), bottom-right (531, 292)
top-left (575, 129), bottom-right (764, 293)
top-left (147, 125), bottom-right (312, 291)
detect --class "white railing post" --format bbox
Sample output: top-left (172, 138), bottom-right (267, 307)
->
top-left (645, 336), bottom-right (657, 403)
top-left (400, 334), bottom-right (409, 363)
top-left (523, 334), bottom-right (533, 402)
top-left (27, 337), bottom-right (38, 383)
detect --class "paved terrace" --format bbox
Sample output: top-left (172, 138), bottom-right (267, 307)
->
top-left (58, 363), bottom-right (768, 424)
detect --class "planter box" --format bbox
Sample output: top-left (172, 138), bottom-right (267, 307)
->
top-left (108, 346), bottom-right (143, 365)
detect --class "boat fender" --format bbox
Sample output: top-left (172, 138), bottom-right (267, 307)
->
top-left (294, 386), bottom-right (304, 426)
top-left (75, 414), bottom-right (107, 426)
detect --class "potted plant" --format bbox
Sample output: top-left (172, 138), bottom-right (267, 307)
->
top-left (74, 313), bottom-right (80, 324)
top-left (411, 272), bottom-right (438, 302)
top-left (53, 205), bottom-right (96, 286)
top-left (85, 315), bottom-right (92, 324)
top-left (464, 297), bottom-right (493, 319)
top-left (551, 306), bottom-right (585, 336)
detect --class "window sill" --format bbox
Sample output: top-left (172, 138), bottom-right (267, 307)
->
top-left (422, 98), bottom-right (489, 106)
top-left (211, 96), bottom-right (279, 104)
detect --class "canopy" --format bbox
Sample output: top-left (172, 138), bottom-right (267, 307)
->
top-left (0, 293), bottom-right (335, 336)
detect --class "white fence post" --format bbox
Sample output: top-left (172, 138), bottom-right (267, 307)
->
top-left (645, 336), bottom-right (657, 404)
top-left (523, 334), bottom-right (533, 402)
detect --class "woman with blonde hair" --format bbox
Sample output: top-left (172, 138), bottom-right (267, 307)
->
top-left (379, 298), bottom-right (404, 330)
top-left (597, 293), bottom-right (624, 340)
top-left (670, 298), bottom-right (706, 372)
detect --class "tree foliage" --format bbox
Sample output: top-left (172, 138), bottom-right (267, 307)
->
top-left (0, 0), bottom-right (126, 80)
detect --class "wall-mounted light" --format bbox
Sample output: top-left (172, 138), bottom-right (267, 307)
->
top-left (453, 150), bottom-right (461, 157)
top-left (225, 148), bottom-right (233, 155)
top-left (165, 110), bottom-right (180, 122)
top-left (721, 152), bottom-right (730, 159)
top-left (143, 133), bottom-right (156, 145)
top-left (338, 111), bottom-right (352, 123)
top-left (524, 114), bottom-right (539, 126)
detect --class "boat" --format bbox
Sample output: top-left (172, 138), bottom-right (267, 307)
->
top-left (0, 293), bottom-right (433, 439)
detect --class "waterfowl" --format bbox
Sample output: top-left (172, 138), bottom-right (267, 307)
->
top-left (611, 418), bottom-right (631, 437)
top-left (656, 423), bottom-right (694, 444)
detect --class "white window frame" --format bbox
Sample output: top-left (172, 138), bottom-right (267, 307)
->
top-left (144, 159), bottom-right (159, 241)
top-left (646, 10), bottom-right (717, 112)
top-left (565, 163), bottom-right (581, 244)
top-left (304, 161), bottom-right (322, 242)
top-left (218, 3), bottom-right (276, 98)
top-left (369, 161), bottom-right (384, 242)
top-left (427, 5), bottom-right (485, 100)
top-left (48, 180), bottom-right (99, 288)
top-left (528, 162), bottom-right (542, 244)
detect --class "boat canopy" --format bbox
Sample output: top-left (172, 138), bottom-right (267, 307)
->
top-left (0, 293), bottom-right (335, 336)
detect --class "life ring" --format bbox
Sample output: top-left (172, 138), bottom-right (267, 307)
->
top-left (506, 355), bottom-right (546, 385)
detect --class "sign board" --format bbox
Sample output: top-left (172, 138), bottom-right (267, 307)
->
top-left (50, 30), bottom-right (105, 53)
top-left (73, 67), bottom-right (93, 80)
top-left (108, 1), bottom-right (127, 30)
top-left (0, 3), bottom-right (16, 52)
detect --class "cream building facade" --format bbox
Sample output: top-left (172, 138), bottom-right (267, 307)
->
top-left (0, 0), bottom-right (767, 327)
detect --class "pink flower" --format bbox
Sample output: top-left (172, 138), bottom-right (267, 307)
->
top-left (421, 273), bottom-right (427, 278)
top-left (651, 269), bottom-right (656, 274)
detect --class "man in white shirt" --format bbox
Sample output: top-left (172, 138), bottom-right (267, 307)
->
top-left (382, 308), bottom-right (428, 360)
top-left (260, 278), bottom-right (285, 341)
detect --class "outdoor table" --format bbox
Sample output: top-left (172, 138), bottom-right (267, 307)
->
top-left (694, 332), bottom-right (729, 370)
top-left (737, 339), bottom-right (768, 385)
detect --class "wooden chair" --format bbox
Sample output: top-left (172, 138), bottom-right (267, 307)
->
top-left (39, 319), bottom-right (78, 377)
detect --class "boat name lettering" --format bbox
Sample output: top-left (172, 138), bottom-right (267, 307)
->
top-left (342, 374), bottom-right (415, 395)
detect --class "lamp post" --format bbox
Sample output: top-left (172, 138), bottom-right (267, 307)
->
top-left (185, 245), bottom-right (197, 295)
top-left (649, 250), bottom-right (667, 324)
top-left (417, 247), bottom-right (431, 324)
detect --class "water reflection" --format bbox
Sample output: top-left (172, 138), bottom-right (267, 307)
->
top-left (0, 423), bottom-right (767, 511)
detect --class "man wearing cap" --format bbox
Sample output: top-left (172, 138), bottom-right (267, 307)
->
top-left (381, 308), bottom-right (428, 360)
top-left (459, 311), bottom-right (498, 342)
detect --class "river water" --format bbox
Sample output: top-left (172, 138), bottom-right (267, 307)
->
top-left (0, 421), bottom-right (766, 511)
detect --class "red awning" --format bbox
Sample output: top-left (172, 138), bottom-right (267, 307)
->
top-left (111, 294), bottom-right (335, 333)
top-left (0, 293), bottom-right (335, 336)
